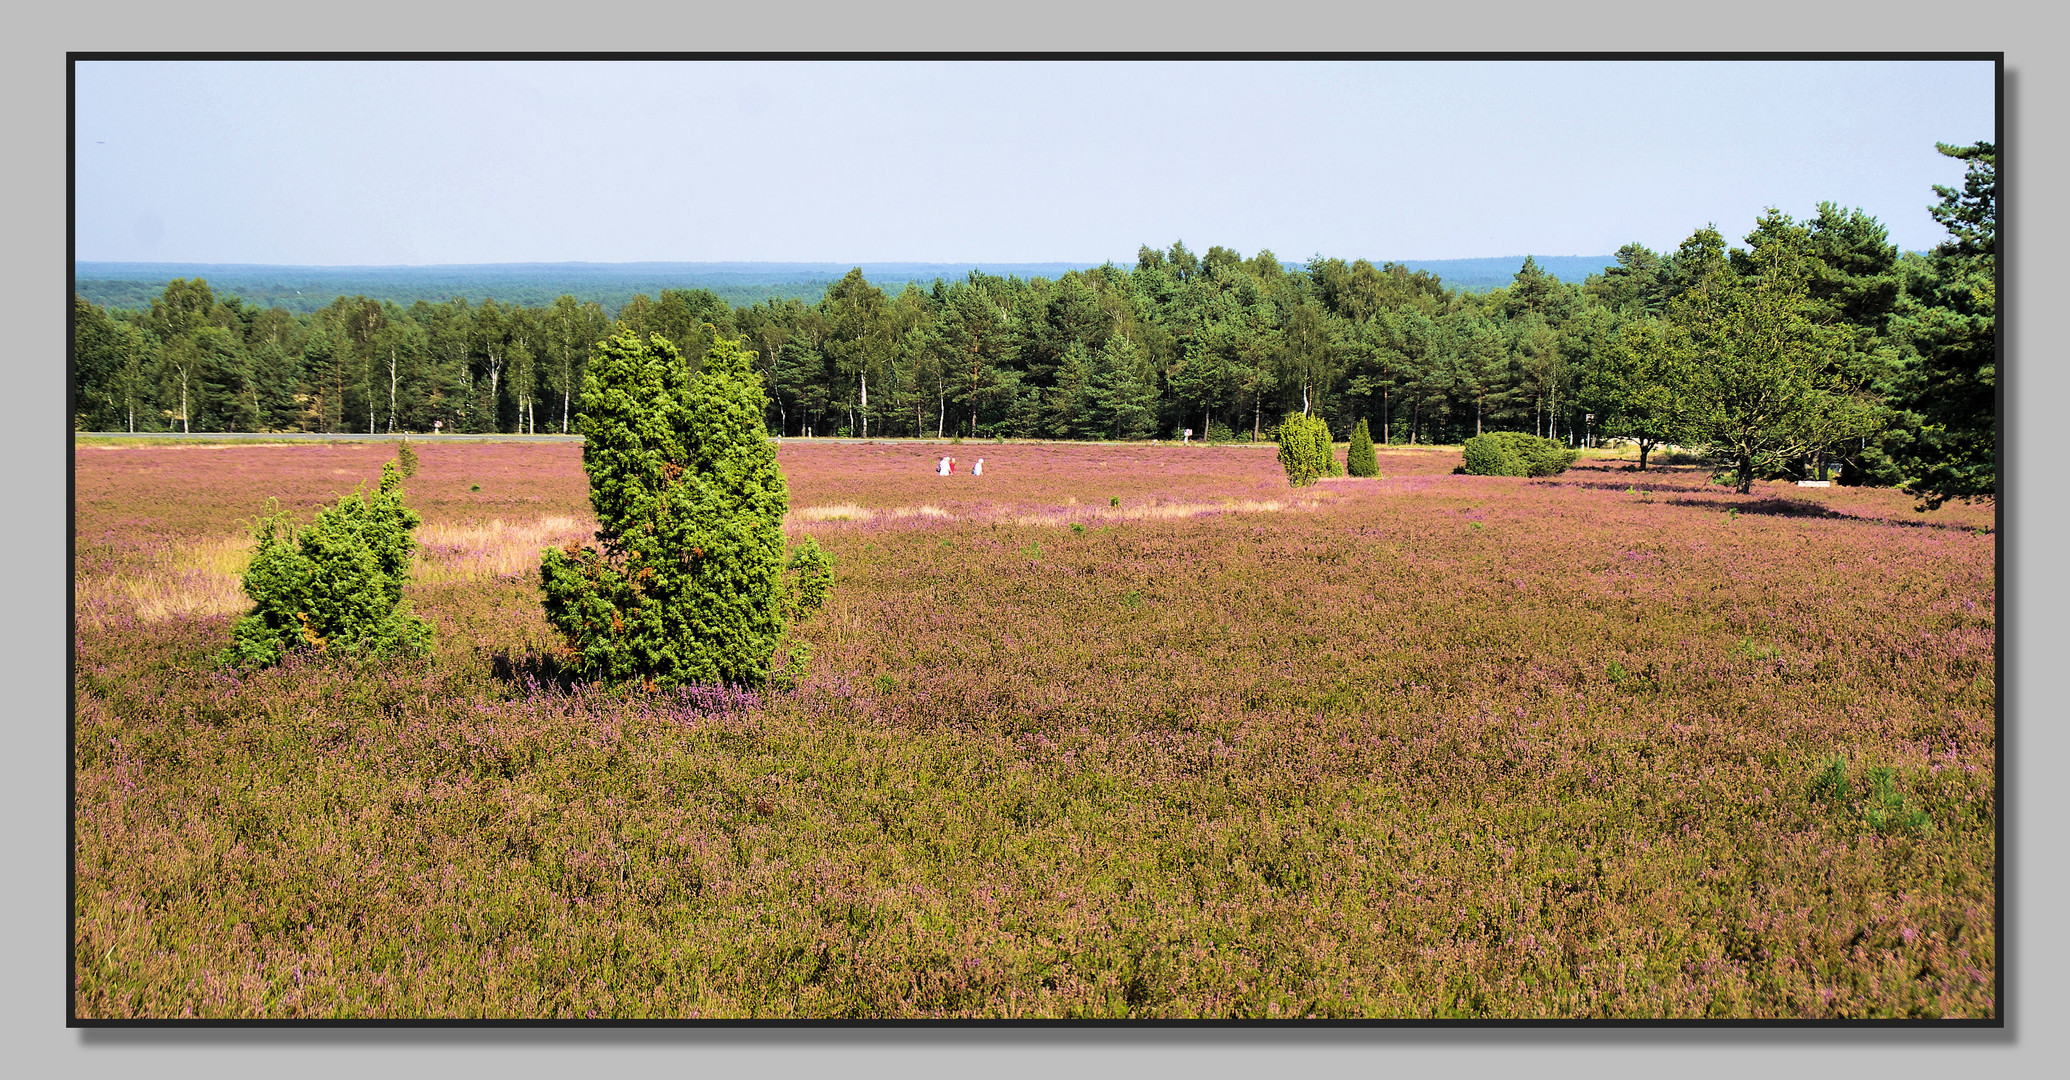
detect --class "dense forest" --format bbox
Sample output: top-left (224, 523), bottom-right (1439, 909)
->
top-left (71, 142), bottom-right (1995, 504)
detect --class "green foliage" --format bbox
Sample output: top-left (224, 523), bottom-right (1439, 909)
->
top-left (771, 640), bottom-right (814, 693)
top-left (540, 329), bottom-right (816, 689)
top-left (395, 437), bottom-right (419, 479)
top-left (784, 536), bottom-right (834, 622)
top-left (1808, 755), bottom-right (1854, 804)
top-left (1345, 418), bottom-right (1380, 477)
top-left (1586, 318), bottom-right (1686, 470)
top-left (224, 458), bottom-right (431, 668)
top-left (1460, 435), bottom-right (1521, 476)
top-left (1862, 766), bottom-right (1936, 837)
top-left (1668, 217), bottom-right (1883, 494)
top-left (1809, 756), bottom-right (1934, 837)
top-left (1890, 141), bottom-right (1996, 510)
top-left (1459, 431), bottom-right (1578, 477)
top-left (1275, 413), bottom-right (1333, 486)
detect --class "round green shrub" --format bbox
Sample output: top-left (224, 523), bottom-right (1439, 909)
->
top-left (1275, 413), bottom-right (1332, 486)
top-left (225, 457), bottom-right (431, 668)
top-left (1459, 431), bottom-right (1579, 477)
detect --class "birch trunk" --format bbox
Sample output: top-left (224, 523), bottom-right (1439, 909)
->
top-left (487, 352), bottom-right (501, 435)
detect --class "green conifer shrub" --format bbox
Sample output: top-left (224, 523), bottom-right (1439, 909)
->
top-left (1459, 431), bottom-right (1579, 477)
top-left (1275, 413), bottom-right (1332, 486)
top-left (785, 536), bottom-right (834, 621)
top-left (1314, 416), bottom-right (1340, 476)
top-left (224, 457), bottom-right (432, 667)
top-left (1346, 418), bottom-right (1380, 477)
top-left (540, 329), bottom-right (824, 689)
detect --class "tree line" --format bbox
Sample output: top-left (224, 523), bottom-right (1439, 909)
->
top-left (72, 140), bottom-right (1994, 507)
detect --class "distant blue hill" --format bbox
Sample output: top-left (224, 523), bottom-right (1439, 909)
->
top-left (71, 261), bottom-right (1111, 315)
top-left (74, 254), bottom-right (1620, 313)
top-left (1376, 255), bottom-right (1622, 293)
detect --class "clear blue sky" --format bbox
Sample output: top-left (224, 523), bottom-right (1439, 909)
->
top-left (73, 58), bottom-right (1996, 267)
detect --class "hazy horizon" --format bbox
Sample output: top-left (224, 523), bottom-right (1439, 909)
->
top-left (73, 253), bottom-right (1629, 271)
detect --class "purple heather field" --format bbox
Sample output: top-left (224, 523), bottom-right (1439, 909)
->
top-left (72, 438), bottom-right (1995, 1018)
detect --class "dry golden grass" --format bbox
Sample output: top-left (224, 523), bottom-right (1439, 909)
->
top-left (415, 516), bottom-right (593, 584)
top-left (78, 513), bottom-right (600, 628)
top-left (790, 503), bottom-right (953, 524)
top-left (1009, 498), bottom-right (1320, 527)
top-left (76, 535), bottom-right (253, 629)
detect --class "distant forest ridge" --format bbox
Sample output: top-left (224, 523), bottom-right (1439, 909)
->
top-left (74, 255), bottom-right (1626, 315)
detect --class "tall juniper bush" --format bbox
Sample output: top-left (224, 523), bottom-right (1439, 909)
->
top-left (541, 328), bottom-right (829, 689)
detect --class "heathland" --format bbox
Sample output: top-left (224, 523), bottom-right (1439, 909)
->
top-left (72, 438), bottom-right (1994, 1018)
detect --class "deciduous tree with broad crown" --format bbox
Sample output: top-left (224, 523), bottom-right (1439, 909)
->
top-left (1670, 220), bottom-right (1882, 494)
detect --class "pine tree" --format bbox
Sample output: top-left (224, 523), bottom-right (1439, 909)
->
top-left (1890, 141), bottom-right (1996, 509)
top-left (1346, 417), bottom-right (1379, 477)
top-left (540, 329), bottom-right (822, 688)
top-left (1093, 334), bottom-right (1158, 440)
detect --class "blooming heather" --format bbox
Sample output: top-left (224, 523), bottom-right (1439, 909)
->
top-left (74, 439), bottom-right (1994, 1018)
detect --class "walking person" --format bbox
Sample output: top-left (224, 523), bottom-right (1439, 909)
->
top-left (937, 456), bottom-right (950, 476)
top-left (972, 458), bottom-right (983, 476)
